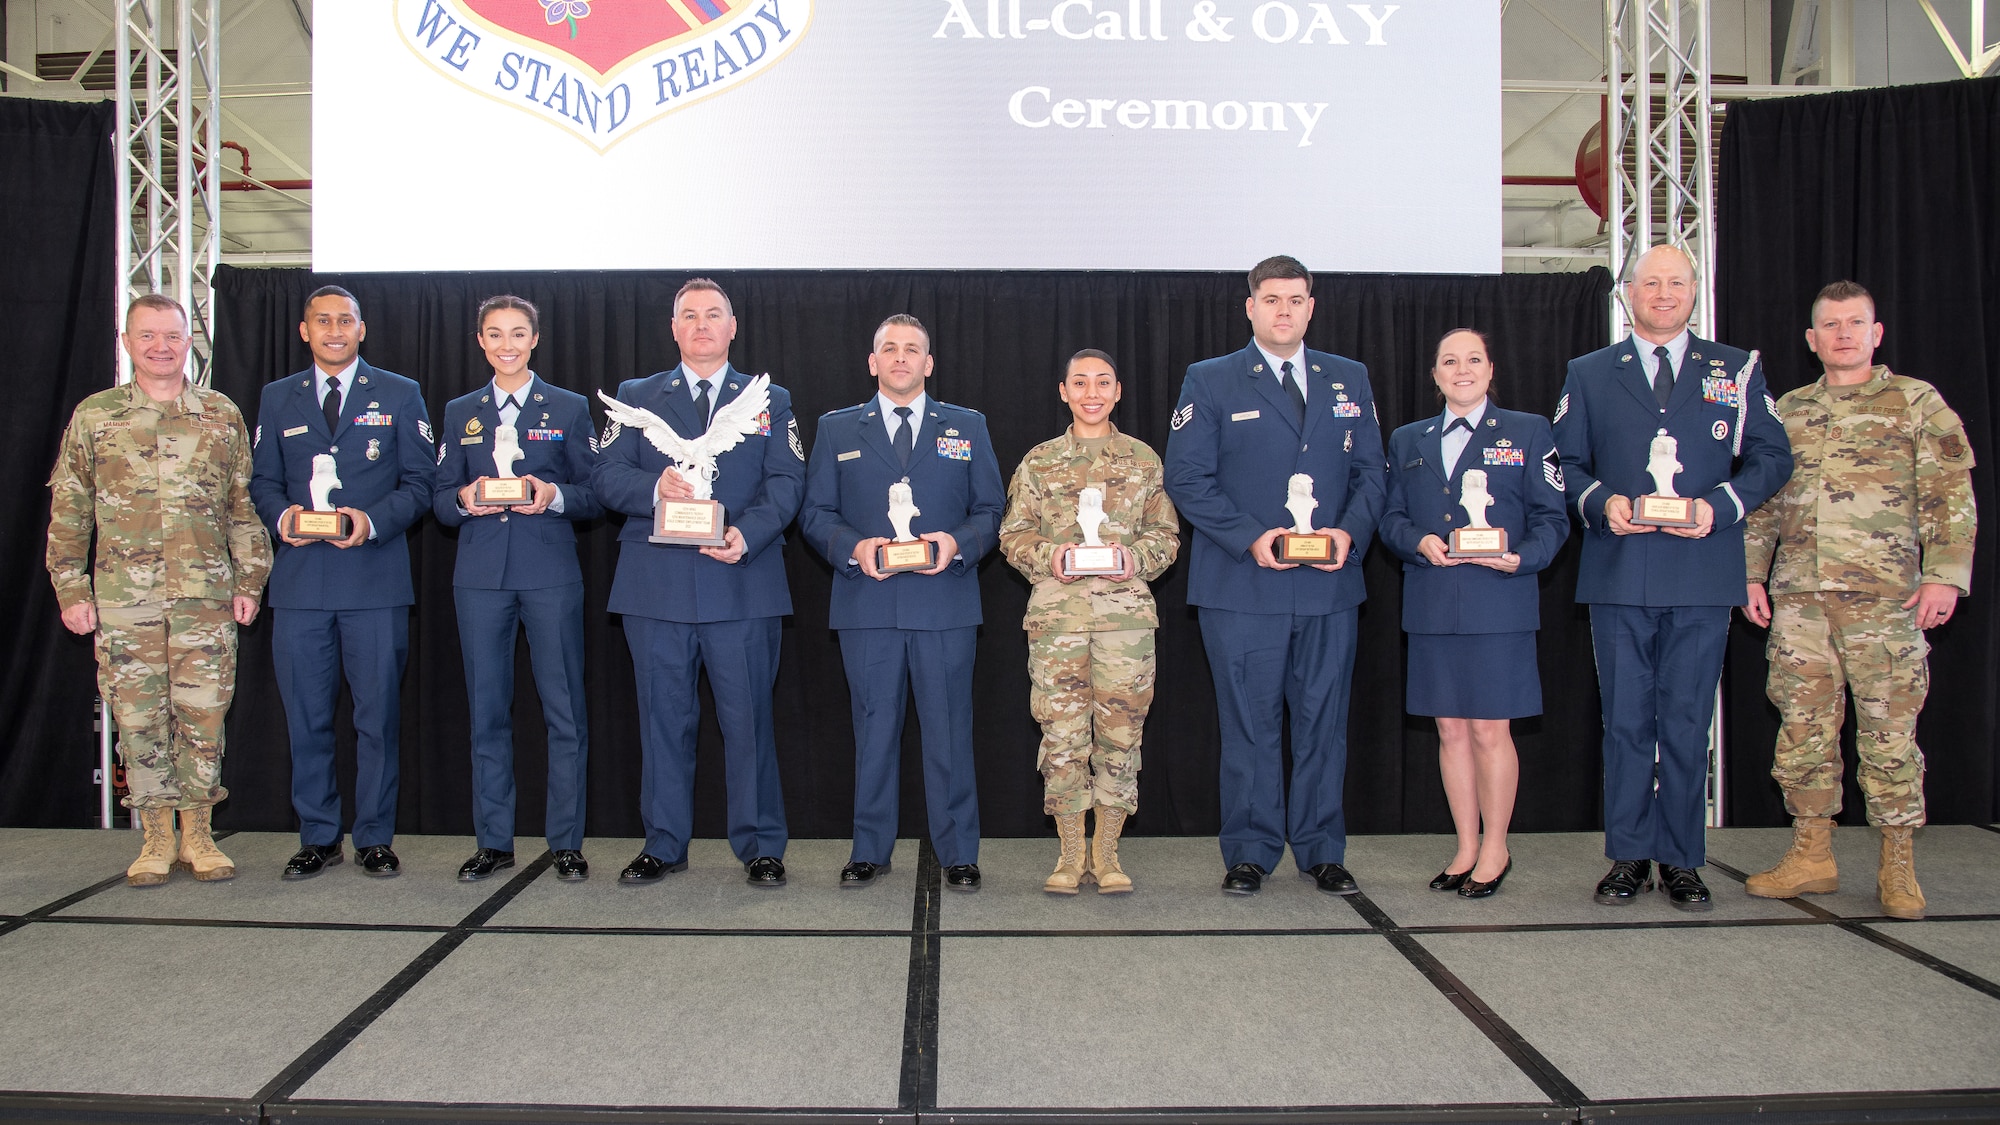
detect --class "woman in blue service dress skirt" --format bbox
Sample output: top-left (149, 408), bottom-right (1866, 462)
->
top-left (1380, 329), bottom-right (1569, 899)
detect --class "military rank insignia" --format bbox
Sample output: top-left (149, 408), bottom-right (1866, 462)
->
top-left (417, 420), bottom-right (432, 444)
top-left (787, 418), bottom-right (804, 461)
top-left (1542, 447), bottom-right (1564, 491)
top-left (937, 437), bottom-right (972, 461)
top-left (1701, 376), bottom-right (1742, 408)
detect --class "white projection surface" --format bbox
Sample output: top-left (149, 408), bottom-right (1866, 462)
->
top-left (314, 1), bottom-right (1500, 272)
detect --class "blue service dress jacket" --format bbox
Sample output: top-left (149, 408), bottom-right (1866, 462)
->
top-left (1379, 406), bottom-right (1571, 635)
top-left (799, 398), bottom-right (1005, 630)
top-left (1553, 336), bottom-right (1793, 606)
top-left (250, 360), bottom-right (435, 608)
top-left (432, 375), bottom-right (602, 588)
top-left (1163, 343), bottom-right (1387, 614)
top-left (590, 364), bottom-right (805, 623)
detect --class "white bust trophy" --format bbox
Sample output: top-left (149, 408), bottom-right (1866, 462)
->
top-left (1277, 473), bottom-right (1334, 562)
top-left (1632, 429), bottom-right (1697, 526)
top-left (294, 453), bottom-right (351, 539)
top-left (1062, 486), bottom-right (1123, 576)
top-left (474, 423), bottom-right (532, 506)
top-left (879, 480), bottom-right (936, 573)
top-left (1447, 468), bottom-right (1508, 557)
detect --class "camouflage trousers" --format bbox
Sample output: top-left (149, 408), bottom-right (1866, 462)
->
top-left (1027, 628), bottom-right (1153, 816)
top-left (95, 599), bottom-right (236, 810)
top-left (1766, 592), bottom-right (1927, 826)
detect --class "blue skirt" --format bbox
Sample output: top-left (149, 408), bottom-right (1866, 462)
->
top-left (1406, 631), bottom-right (1542, 719)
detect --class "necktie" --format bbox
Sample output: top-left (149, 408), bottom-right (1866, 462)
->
top-left (1652, 345), bottom-right (1675, 408)
top-left (1280, 360), bottom-right (1306, 425)
top-left (322, 376), bottom-right (342, 433)
top-left (500, 395), bottom-right (520, 426)
top-left (894, 406), bottom-right (915, 469)
top-left (1445, 416), bottom-right (1473, 434)
top-left (693, 380), bottom-right (712, 427)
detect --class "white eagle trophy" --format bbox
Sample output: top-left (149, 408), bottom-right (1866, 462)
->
top-left (598, 374), bottom-right (771, 547)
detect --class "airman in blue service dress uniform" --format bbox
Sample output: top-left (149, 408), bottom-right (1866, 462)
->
top-left (799, 314), bottom-right (1005, 892)
top-left (592, 279), bottom-right (804, 889)
top-left (1553, 245), bottom-right (1793, 910)
top-left (1163, 256), bottom-right (1387, 897)
top-left (1380, 329), bottom-right (1569, 899)
top-left (250, 285), bottom-right (435, 879)
top-left (434, 296), bottom-right (601, 884)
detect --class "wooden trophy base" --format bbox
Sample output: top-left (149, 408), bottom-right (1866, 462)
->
top-left (1448, 527), bottom-right (1508, 558)
top-left (1277, 532), bottom-right (1334, 563)
top-left (878, 539), bottom-right (938, 574)
top-left (651, 498), bottom-right (729, 547)
top-left (292, 510), bottom-right (351, 540)
top-left (1061, 544), bottom-right (1123, 577)
top-left (474, 477), bottom-right (532, 507)
top-left (1632, 494), bottom-right (1698, 528)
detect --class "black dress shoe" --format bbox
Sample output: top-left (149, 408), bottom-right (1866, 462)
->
top-left (457, 848), bottom-right (515, 882)
top-left (745, 857), bottom-right (787, 887)
top-left (282, 844), bottom-right (343, 881)
top-left (1304, 862), bottom-right (1359, 896)
top-left (618, 853), bottom-right (688, 884)
top-left (943, 864), bottom-right (981, 891)
top-left (1658, 863), bottom-right (1713, 912)
top-left (1593, 859), bottom-right (1653, 905)
top-left (1222, 862), bottom-right (1266, 895)
top-left (357, 845), bottom-right (401, 877)
top-left (840, 860), bottom-right (889, 887)
top-left (1459, 859), bottom-right (1513, 899)
top-left (1430, 867), bottom-right (1473, 891)
top-left (551, 850), bottom-right (589, 882)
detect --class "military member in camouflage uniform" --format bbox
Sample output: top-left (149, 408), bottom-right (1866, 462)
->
top-left (47, 295), bottom-right (272, 886)
top-left (1743, 281), bottom-right (1975, 920)
top-left (1000, 349), bottom-right (1179, 894)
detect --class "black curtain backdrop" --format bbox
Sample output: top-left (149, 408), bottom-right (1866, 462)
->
top-left (196, 266), bottom-right (1612, 843)
top-left (1718, 76), bottom-right (2000, 827)
top-left (0, 99), bottom-right (117, 827)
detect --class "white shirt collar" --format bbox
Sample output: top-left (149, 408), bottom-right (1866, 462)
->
top-left (314, 359), bottom-right (359, 402)
top-left (1631, 329), bottom-right (1692, 377)
top-left (684, 363), bottom-right (730, 400)
top-left (1442, 398), bottom-right (1489, 431)
top-left (878, 390), bottom-right (928, 428)
top-left (491, 374), bottom-right (535, 406)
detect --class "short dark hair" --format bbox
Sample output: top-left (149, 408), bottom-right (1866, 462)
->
top-left (476, 294), bottom-right (540, 335)
top-left (125, 292), bottom-right (188, 330)
top-left (1811, 280), bottom-right (1875, 323)
top-left (874, 313), bottom-right (930, 353)
top-left (1249, 255), bottom-right (1312, 296)
top-left (302, 284), bottom-right (360, 323)
top-left (1064, 348), bottom-right (1117, 381)
top-left (1432, 327), bottom-right (1500, 406)
top-left (674, 277), bottom-right (731, 316)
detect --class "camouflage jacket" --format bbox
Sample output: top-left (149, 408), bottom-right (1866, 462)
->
top-left (1746, 366), bottom-right (1976, 598)
top-left (47, 380), bottom-right (272, 609)
top-left (1000, 426), bottom-right (1179, 634)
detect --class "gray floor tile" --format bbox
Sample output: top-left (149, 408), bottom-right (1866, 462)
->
top-left (1861, 919), bottom-right (2000, 986)
top-left (55, 833), bottom-right (532, 927)
top-left (0, 921), bottom-right (435, 1098)
top-left (935, 933), bottom-right (1552, 1109)
top-left (1706, 824), bottom-right (2000, 918)
top-left (1420, 925), bottom-right (2000, 1100)
top-left (486, 838), bottom-right (918, 931)
top-left (0, 827), bottom-right (146, 914)
top-left (941, 838), bottom-right (1370, 932)
top-left (294, 932), bottom-right (908, 1107)
top-left (1349, 831), bottom-right (1807, 929)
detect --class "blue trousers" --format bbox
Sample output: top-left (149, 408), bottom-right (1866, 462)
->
top-left (838, 626), bottom-right (980, 867)
top-left (455, 583), bottom-right (589, 852)
top-left (1590, 603), bottom-right (1729, 868)
top-left (1199, 606), bottom-right (1357, 872)
top-left (273, 607), bottom-right (407, 849)
top-left (625, 615), bottom-right (788, 864)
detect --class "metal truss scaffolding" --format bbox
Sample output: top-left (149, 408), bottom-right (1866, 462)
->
top-left (115, 0), bottom-right (221, 386)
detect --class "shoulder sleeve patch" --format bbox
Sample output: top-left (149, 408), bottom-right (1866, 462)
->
top-left (1552, 392), bottom-right (1569, 424)
top-left (417, 419), bottom-right (433, 444)
top-left (788, 417), bottom-right (804, 460)
top-left (1170, 403), bottom-right (1194, 431)
top-left (1543, 446), bottom-right (1565, 491)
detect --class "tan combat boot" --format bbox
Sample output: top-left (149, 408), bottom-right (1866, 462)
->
top-left (1091, 806), bottom-right (1133, 894)
top-left (175, 806), bottom-right (237, 882)
top-left (1044, 812), bottom-right (1089, 894)
top-left (1878, 825), bottom-right (1926, 920)
top-left (1744, 816), bottom-right (1838, 898)
top-left (126, 807), bottom-right (177, 887)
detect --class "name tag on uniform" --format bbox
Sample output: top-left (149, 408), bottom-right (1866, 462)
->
top-left (1332, 402), bottom-right (1362, 418)
top-left (282, 425), bottom-right (309, 438)
top-left (461, 435), bottom-right (484, 445)
top-left (353, 411), bottom-right (394, 426)
top-left (1231, 410), bottom-right (1260, 421)
top-left (525, 428), bottom-right (564, 440)
top-left (937, 437), bottom-right (972, 461)
top-left (838, 450), bottom-right (861, 462)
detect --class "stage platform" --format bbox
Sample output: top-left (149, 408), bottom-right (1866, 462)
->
top-left (1, 826), bottom-right (1997, 1125)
